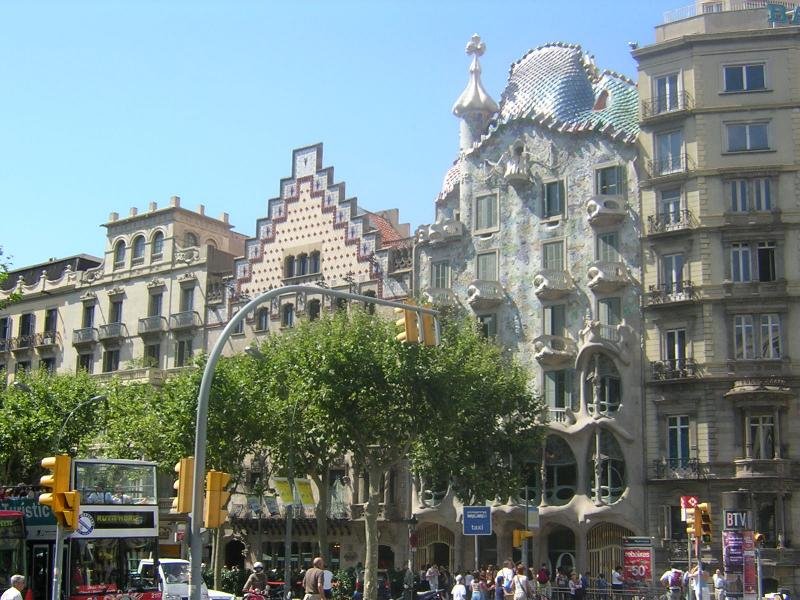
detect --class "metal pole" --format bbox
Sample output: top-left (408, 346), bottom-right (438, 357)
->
top-left (189, 286), bottom-right (436, 600)
top-left (474, 535), bottom-right (479, 572)
top-left (522, 484), bottom-right (529, 569)
top-left (51, 523), bottom-right (63, 600)
top-left (695, 537), bottom-right (701, 600)
top-left (284, 449), bottom-right (295, 600)
top-left (756, 547), bottom-right (762, 600)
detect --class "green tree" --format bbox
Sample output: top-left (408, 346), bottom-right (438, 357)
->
top-left (0, 246), bottom-right (21, 311)
top-left (0, 369), bottom-right (103, 482)
top-left (262, 308), bottom-right (542, 600)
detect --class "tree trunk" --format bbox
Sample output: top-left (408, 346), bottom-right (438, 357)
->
top-left (312, 471), bottom-right (330, 564)
top-left (363, 464), bottom-right (382, 600)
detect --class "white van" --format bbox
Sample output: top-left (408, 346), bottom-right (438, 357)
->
top-left (138, 558), bottom-right (235, 600)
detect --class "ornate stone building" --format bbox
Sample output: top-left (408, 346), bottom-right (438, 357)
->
top-left (633, 0), bottom-right (800, 587)
top-left (412, 35), bottom-right (643, 573)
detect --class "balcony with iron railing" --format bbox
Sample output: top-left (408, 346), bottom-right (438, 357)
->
top-left (10, 334), bottom-right (35, 352)
top-left (533, 269), bottom-right (576, 301)
top-left (169, 311), bottom-right (202, 330)
top-left (98, 322), bottom-right (126, 343)
top-left (72, 327), bottom-right (99, 346)
top-left (641, 91), bottom-right (694, 121)
top-left (646, 153), bottom-right (695, 180)
top-left (646, 281), bottom-right (696, 306)
top-left (422, 287), bottom-right (458, 306)
top-left (647, 209), bottom-right (695, 235)
top-left (651, 458), bottom-right (705, 480)
top-left (138, 316), bottom-right (167, 336)
top-left (34, 331), bottom-right (60, 349)
top-left (651, 358), bottom-right (698, 381)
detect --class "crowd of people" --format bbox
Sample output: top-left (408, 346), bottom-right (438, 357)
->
top-left (417, 560), bottom-right (623, 600)
top-left (660, 564), bottom-right (733, 600)
top-left (0, 484), bottom-right (40, 500)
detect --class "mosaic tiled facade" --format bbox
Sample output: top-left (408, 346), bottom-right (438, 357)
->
top-left (411, 37), bottom-right (644, 574)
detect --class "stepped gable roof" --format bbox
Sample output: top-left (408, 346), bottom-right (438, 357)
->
top-left (494, 42), bottom-right (639, 144)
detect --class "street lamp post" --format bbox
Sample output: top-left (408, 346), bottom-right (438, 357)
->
top-left (54, 395), bottom-right (107, 452)
top-left (189, 285), bottom-right (437, 600)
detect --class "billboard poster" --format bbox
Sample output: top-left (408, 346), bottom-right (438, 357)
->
top-left (723, 531), bottom-right (744, 600)
top-left (742, 531), bottom-right (757, 600)
top-left (622, 537), bottom-right (654, 587)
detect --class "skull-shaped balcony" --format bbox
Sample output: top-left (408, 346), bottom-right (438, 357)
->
top-left (587, 261), bottom-right (630, 294)
top-left (416, 219), bottom-right (465, 245)
top-left (586, 196), bottom-right (626, 228)
top-left (466, 280), bottom-right (504, 310)
top-left (533, 269), bottom-right (576, 301)
top-left (533, 335), bottom-right (578, 368)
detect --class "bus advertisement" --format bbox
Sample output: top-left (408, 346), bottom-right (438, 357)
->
top-left (66, 459), bottom-right (161, 600)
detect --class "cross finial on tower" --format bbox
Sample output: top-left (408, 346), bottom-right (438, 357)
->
top-left (466, 34), bottom-right (485, 58)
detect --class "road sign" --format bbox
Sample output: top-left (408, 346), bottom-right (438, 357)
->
top-left (681, 496), bottom-right (699, 509)
top-left (463, 506), bottom-right (492, 536)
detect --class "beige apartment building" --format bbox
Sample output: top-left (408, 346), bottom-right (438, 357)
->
top-left (633, 0), bottom-right (800, 586)
top-left (0, 197), bottom-right (245, 387)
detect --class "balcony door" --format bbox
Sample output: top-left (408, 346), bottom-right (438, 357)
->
top-left (667, 415), bottom-right (690, 470)
top-left (654, 73), bottom-right (679, 113)
top-left (656, 130), bottom-right (684, 175)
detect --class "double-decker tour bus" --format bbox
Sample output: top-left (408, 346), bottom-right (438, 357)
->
top-left (0, 510), bottom-right (26, 588)
top-left (66, 459), bottom-right (161, 600)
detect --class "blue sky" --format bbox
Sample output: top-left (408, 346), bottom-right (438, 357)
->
top-left (1, 0), bottom-right (679, 269)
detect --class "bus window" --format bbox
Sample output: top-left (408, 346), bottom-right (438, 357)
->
top-left (0, 511), bottom-right (25, 588)
top-left (69, 537), bottom-right (158, 596)
top-left (75, 462), bottom-right (157, 506)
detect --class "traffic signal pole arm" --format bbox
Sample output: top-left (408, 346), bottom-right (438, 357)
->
top-left (189, 286), bottom-right (437, 600)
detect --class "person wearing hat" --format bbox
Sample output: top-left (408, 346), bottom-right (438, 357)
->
top-left (242, 563), bottom-right (270, 595)
top-left (452, 575), bottom-right (467, 600)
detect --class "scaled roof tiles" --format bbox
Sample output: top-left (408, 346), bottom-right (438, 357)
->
top-left (496, 42), bottom-right (639, 144)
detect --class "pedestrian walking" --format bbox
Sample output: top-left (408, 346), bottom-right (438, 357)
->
top-left (1, 576), bottom-right (25, 600)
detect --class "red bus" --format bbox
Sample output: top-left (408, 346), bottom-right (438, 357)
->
top-left (0, 510), bottom-right (26, 588)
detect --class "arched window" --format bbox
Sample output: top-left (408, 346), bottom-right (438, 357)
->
top-left (284, 256), bottom-right (295, 278)
top-left (310, 251), bottom-right (321, 274)
top-left (113, 240), bottom-right (126, 269)
top-left (585, 354), bottom-right (622, 416)
top-left (297, 254), bottom-right (309, 276)
top-left (256, 308), bottom-right (269, 332)
top-left (282, 304), bottom-right (295, 328)
top-left (587, 429), bottom-right (626, 505)
top-left (132, 236), bottom-right (146, 263)
top-left (308, 299), bottom-right (321, 321)
top-left (544, 435), bottom-right (577, 506)
top-left (151, 231), bottom-right (164, 260)
top-left (184, 231), bottom-right (198, 247)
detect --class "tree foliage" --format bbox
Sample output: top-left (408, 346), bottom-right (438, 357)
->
top-left (0, 246), bottom-right (21, 311)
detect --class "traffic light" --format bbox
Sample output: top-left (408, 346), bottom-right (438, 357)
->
top-left (420, 312), bottom-right (440, 347)
top-left (685, 506), bottom-right (697, 537)
top-left (203, 470), bottom-right (231, 529)
top-left (754, 532), bottom-right (765, 546)
top-left (395, 304), bottom-right (419, 344)
top-left (512, 529), bottom-right (533, 548)
top-left (172, 457), bottom-right (195, 514)
top-left (62, 489), bottom-right (81, 529)
top-left (698, 502), bottom-right (712, 543)
top-left (40, 455), bottom-right (71, 528)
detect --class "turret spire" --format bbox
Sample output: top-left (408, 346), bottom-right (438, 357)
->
top-left (452, 34), bottom-right (499, 151)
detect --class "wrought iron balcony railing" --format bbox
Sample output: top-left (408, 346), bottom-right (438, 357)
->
top-left (641, 91), bottom-right (694, 119)
top-left (647, 153), bottom-right (695, 178)
top-left (647, 209), bottom-right (694, 234)
top-left (11, 334), bottom-right (35, 351)
top-left (647, 281), bottom-right (695, 305)
top-left (651, 358), bottom-right (698, 380)
top-left (34, 331), bottom-right (60, 348)
top-left (652, 458), bottom-right (704, 480)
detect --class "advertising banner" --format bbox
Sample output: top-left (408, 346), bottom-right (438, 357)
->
top-left (742, 531), bottom-right (756, 600)
top-left (622, 537), bottom-right (654, 586)
top-left (723, 531), bottom-right (744, 600)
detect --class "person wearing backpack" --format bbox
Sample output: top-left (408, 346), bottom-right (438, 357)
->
top-left (512, 565), bottom-right (531, 600)
top-left (537, 564), bottom-right (551, 596)
top-left (660, 565), bottom-right (684, 600)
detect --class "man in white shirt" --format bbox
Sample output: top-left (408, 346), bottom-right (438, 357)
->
top-left (322, 567), bottom-right (334, 599)
top-left (1, 575), bottom-right (25, 600)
